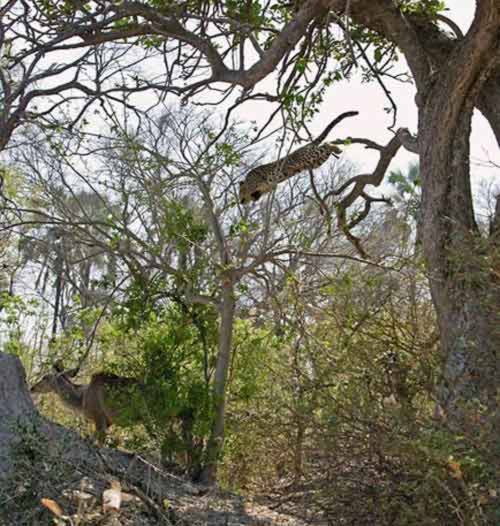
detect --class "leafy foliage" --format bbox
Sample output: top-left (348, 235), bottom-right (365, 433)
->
top-left (217, 252), bottom-right (498, 525)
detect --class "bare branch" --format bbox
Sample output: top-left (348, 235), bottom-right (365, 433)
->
top-left (326, 133), bottom-right (402, 257)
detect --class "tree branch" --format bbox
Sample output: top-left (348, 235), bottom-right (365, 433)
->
top-left (327, 133), bottom-right (402, 257)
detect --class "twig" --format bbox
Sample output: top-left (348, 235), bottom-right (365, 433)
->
top-left (127, 484), bottom-right (175, 525)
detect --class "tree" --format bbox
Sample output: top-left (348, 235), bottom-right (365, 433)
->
top-left (1, 0), bottom-right (499, 464)
top-left (6, 103), bottom-right (362, 481)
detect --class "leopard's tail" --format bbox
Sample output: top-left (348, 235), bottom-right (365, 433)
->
top-left (314, 111), bottom-right (359, 144)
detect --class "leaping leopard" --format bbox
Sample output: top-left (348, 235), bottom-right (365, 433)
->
top-left (239, 111), bottom-right (358, 204)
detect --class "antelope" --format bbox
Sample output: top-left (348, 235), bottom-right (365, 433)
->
top-left (30, 362), bottom-right (199, 472)
top-left (30, 362), bottom-right (142, 445)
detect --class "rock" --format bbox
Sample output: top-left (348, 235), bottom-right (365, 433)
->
top-left (0, 352), bottom-right (40, 479)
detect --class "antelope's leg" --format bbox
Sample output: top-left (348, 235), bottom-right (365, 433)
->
top-left (94, 415), bottom-right (108, 446)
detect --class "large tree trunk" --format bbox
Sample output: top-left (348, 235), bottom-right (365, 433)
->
top-left (343, 1), bottom-right (500, 426)
top-left (418, 10), bottom-right (500, 422)
top-left (420, 111), bottom-right (499, 420)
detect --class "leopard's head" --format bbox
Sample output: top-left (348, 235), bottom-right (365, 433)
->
top-left (326, 143), bottom-right (342, 156)
top-left (239, 180), bottom-right (263, 204)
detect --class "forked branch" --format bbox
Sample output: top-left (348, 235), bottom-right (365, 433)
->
top-left (326, 132), bottom-right (404, 257)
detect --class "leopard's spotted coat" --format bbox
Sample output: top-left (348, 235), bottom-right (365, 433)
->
top-left (239, 142), bottom-right (341, 204)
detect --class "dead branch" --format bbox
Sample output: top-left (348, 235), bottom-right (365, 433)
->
top-left (326, 132), bottom-right (403, 257)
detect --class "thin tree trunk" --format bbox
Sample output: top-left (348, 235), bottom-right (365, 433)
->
top-left (293, 421), bottom-right (304, 482)
top-left (199, 279), bottom-right (235, 484)
top-left (51, 240), bottom-right (64, 340)
top-left (51, 270), bottom-right (62, 340)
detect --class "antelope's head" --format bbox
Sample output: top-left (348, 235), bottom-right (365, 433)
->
top-left (30, 360), bottom-right (79, 394)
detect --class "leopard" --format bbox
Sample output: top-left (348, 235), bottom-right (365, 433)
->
top-left (238, 111), bottom-right (359, 204)
top-left (239, 142), bottom-right (342, 203)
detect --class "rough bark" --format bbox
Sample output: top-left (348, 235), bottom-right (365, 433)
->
top-left (420, 109), bottom-right (499, 416)
top-left (341, 1), bottom-right (500, 422)
top-left (417, 4), bottom-right (500, 418)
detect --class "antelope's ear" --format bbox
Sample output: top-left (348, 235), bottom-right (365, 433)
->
top-left (53, 360), bottom-right (65, 372)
